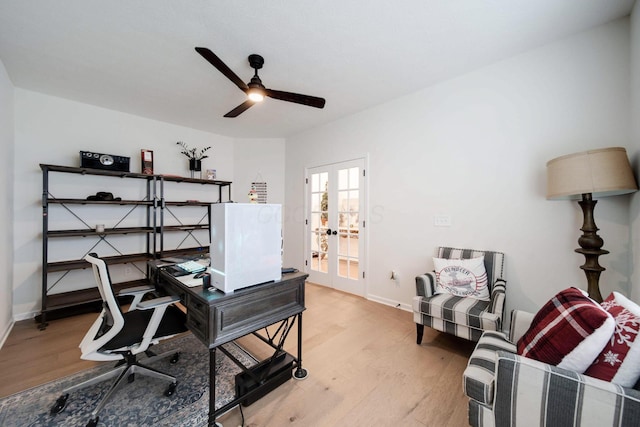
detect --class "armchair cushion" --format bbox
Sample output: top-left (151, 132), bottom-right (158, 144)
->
top-left (433, 256), bottom-right (489, 300)
top-left (517, 287), bottom-right (614, 373)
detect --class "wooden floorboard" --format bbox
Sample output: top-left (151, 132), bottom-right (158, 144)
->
top-left (0, 283), bottom-right (475, 426)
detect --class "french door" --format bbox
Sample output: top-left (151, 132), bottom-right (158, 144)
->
top-left (306, 159), bottom-right (366, 296)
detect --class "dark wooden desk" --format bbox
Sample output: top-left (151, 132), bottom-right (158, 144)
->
top-left (150, 261), bottom-right (308, 426)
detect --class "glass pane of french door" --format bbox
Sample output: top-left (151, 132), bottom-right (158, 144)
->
top-left (306, 159), bottom-right (365, 296)
top-left (309, 171), bottom-right (329, 274)
top-left (337, 166), bottom-right (359, 280)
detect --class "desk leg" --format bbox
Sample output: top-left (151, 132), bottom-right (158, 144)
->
top-left (209, 347), bottom-right (217, 426)
top-left (293, 313), bottom-right (308, 380)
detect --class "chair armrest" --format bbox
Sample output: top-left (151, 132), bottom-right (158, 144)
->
top-left (131, 295), bottom-right (182, 355)
top-left (494, 351), bottom-right (640, 427)
top-left (415, 272), bottom-right (436, 297)
top-left (508, 309), bottom-right (534, 343)
top-left (137, 295), bottom-right (180, 310)
top-left (118, 285), bottom-right (156, 311)
top-left (118, 285), bottom-right (155, 296)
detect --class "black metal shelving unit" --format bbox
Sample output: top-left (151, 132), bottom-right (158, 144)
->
top-left (39, 164), bottom-right (232, 328)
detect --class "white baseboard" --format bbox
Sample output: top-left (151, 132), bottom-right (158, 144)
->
top-left (366, 294), bottom-right (411, 312)
top-left (0, 319), bottom-right (14, 350)
top-left (14, 310), bottom-right (38, 322)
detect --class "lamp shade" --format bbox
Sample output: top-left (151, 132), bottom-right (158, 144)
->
top-left (546, 147), bottom-right (638, 200)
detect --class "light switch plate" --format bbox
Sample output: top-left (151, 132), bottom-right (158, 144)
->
top-left (433, 215), bottom-right (452, 227)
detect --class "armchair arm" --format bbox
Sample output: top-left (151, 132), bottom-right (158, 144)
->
top-left (493, 351), bottom-right (640, 427)
top-left (415, 272), bottom-right (436, 297)
top-left (508, 309), bottom-right (534, 343)
top-left (488, 279), bottom-right (506, 313)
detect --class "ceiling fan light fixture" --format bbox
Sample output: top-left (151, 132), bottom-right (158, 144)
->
top-left (247, 88), bottom-right (265, 102)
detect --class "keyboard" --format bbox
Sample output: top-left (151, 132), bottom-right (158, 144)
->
top-left (176, 260), bottom-right (207, 274)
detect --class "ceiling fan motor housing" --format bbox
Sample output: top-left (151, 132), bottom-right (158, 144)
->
top-left (248, 54), bottom-right (264, 70)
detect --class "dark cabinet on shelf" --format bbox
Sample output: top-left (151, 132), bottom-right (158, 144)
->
top-left (40, 164), bottom-right (231, 328)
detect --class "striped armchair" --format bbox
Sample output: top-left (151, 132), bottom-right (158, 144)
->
top-left (413, 247), bottom-right (506, 343)
top-left (463, 310), bottom-right (640, 427)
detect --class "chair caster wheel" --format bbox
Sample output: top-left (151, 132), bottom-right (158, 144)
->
top-left (170, 352), bottom-right (180, 364)
top-left (86, 416), bottom-right (99, 427)
top-left (165, 382), bottom-right (177, 397)
top-left (50, 393), bottom-right (69, 414)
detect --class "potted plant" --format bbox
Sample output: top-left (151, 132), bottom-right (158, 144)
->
top-left (176, 141), bottom-right (211, 178)
top-left (320, 189), bottom-right (328, 225)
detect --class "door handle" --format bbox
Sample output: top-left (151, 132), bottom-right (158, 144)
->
top-left (326, 229), bottom-right (337, 235)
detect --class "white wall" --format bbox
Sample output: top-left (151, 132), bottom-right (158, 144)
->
top-left (630, 2), bottom-right (640, 303)
top-left (285, 18), bottom-right (633, 316)
top-left (12, 90), bottom-right (241, 318)
top-left (0, 59), bottom-right (15, 344)
top-left (232, 138), bottom-right (286, 205)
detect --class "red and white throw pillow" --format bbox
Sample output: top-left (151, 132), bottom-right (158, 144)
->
top-left (433, 256), bottom-right (490, 301)
top-left (517, 287), bottom-right (614, 373)
top-left (584, 292), bottom-right (640, 387)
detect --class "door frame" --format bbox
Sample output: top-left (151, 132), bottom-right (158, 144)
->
top-left (303, 156), bottom-right (369, 297)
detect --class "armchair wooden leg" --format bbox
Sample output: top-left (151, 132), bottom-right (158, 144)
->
top-left (416, 324), bottom-right (424, 345)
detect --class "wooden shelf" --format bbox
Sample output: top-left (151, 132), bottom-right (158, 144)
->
top-left (40, 164), bottom-right (155, 180)
top-left (164, 200), bottom-right (213, 207)
top-left (44, 279), bottom-right (151, 311)
top-left (40, 164), bottom-right (231, 186)
top-left (48, 227), bottom-right (155, 238)
top-left (157, 247), bottom-right (209, 259)
top-left (47, 253), bottom-right (153, 272)
top-left (160, 175), bottom-right (231, 186)
top-left (161, 224), bottom-right (209, 232)
top-left (47, 198), bottom-right (153, 206)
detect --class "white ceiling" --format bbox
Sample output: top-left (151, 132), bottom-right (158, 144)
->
top-left (0, 0), bottom-right (635, 138)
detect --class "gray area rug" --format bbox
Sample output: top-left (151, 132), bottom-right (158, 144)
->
top-left (0, 333), bottom-right (256, 426)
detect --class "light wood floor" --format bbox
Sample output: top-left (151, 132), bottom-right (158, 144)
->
top-left (0, 283), bottom-right (475, 427)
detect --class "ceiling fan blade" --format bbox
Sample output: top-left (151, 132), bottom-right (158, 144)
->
top-left (195, 47), bottom-right (248, 92)
top-left (265, 89), bottom-right (326, 109)
top-left (224, 100), bottom-right (255, 118)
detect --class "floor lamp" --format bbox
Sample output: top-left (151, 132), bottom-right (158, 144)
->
top-left (546, 147), bottom-right (637, 302)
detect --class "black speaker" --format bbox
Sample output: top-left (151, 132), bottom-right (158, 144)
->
top-left (80, 151), bottom-right (130, 172)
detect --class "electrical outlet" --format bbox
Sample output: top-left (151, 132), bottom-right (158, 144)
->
top-left (124, 266), bottom-right (133, 276)
top-left (433, 215), bottom-right (452, 227)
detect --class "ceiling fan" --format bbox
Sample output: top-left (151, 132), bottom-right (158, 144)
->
top-left (195, 47), bottom-right (326, 117)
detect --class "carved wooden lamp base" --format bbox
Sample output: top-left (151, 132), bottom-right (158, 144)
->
top-left (575, 193), bottom-right (607, 303)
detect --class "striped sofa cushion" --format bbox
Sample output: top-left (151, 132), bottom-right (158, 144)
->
top-left (494, 352), bottom-right (640, 427)
top-left (463, 331), bottom-right (516, 405)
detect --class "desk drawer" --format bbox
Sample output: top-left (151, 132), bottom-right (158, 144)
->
top-left (185, 294), bottom-right (209, 344)
top-left (211, 279), bottom-right (305, 346)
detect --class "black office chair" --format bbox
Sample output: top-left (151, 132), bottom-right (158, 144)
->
top-left (50, 253), bottom-right (188, 427)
